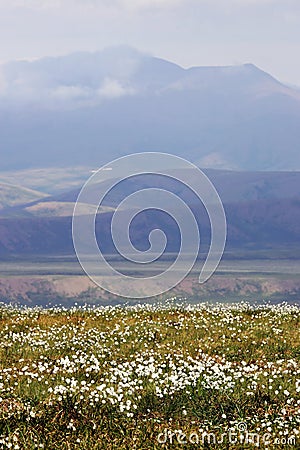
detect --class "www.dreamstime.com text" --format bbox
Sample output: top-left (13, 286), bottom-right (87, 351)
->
top-left (157, 427), bottom-right (297, 447)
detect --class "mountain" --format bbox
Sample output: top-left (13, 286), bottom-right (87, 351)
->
top-left (0, 182), bottom-right (48, 209)
top-left (1, 47), bottom-right (300, 171)
top-left (0, 169), bottom-right (299, 257)
top-left (0, 167), bottom-right (93, 194)
top-left (2, 168), bottom-right (298, 217)
top-left (0, 198), bottom-right (299, 258)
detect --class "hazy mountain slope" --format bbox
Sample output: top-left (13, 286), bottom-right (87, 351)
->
top-left (1, 47), bottom-right (300, 171)
top-left (0, 197), bottom-right (299, 257)
top-left (0, 182), bottom-right (48, 209)
top-left (1, 168), bottom-right (299, 220)
top-left (0, 167), bottom-right (92, 194)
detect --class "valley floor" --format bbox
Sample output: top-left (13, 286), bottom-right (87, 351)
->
top-left (0, 257), bottom-right (300, 306)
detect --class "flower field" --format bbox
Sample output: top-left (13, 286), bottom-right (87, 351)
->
top-left (0, 301), bottom-right (299, 449)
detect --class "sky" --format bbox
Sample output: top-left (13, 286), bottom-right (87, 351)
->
top-left (0, 0), bottom-right (300, 86)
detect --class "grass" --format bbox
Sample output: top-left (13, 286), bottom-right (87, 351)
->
top-left (0, 301), bottom-right (299, 449)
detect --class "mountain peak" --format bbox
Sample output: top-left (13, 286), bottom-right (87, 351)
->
top-left (243, 63), bottom-right (260, 70)
top-left (1, 50), bottom-right (300, 172)
top-left (242, 62), bottom-right (279, 81)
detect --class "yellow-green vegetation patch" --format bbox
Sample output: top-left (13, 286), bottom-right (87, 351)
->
top-left (0, 301), bottom-right (299, 449)
top-left (25, 201), bottom-right (114, 217)
top-left (0, 183), bottom-right (48, 209)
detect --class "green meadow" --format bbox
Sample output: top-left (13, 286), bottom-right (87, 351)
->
top-left (0, 301), bottom-right (299, 449)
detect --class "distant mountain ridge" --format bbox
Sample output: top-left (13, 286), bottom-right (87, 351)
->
top-left (1, 47), bottom-right (300, 171)
top-left (0, 182), bottom-right (48, 209)
top-left (1, 168), bottom-right (299, 215)
top-left (0, 168), bottom-right (299, 218)
top-left (0, 168), bottom-right (299, 257)
top-left (0, 197), bottom-right (299, 257)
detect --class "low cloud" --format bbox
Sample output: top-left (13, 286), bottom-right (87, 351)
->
top-left (0, 0), bottom-right (185, 9)
top-left (0, 53), bottom-right (138, 108)
top-left (52, 85), bottom-right (92, 101)
top-left (118, 0), bottom-right (185, 10)
top-left (0, 0), bottom-right (284, 8)
top-left (0, 68), bottom-right (7, 94)
top-left (97, 78), bottom-right (135, 99)
top-left (0, 0), bottom-right (62, 9)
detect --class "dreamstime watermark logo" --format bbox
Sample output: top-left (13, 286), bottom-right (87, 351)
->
top-left (157, 424), bottom-right (297, 447)
top-left (72, 152), bottom-right (226, 298)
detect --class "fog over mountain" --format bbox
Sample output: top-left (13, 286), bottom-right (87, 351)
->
top-left (1, 46), bottom-right (300, 171)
